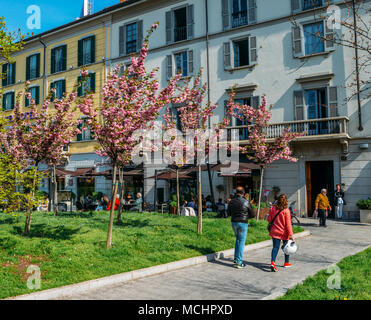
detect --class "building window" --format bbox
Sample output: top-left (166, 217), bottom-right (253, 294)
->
top-left (51, 45), bottom-right (67, 74)
top-left (77, 73), bottom-right (95, 96)
top-left (302, 0), bottom-right (323, 11)
top-left (2, 92), bottom-right (15, 111)
top-left (26, 53), bottom-right (40, 80)
top-left (303, 22), bottom-right (324, 55)
top-left (50, 79), bottom-right (66, 100)
top-left (1, 63), bottom-right (16, 86)
top-left (25, 86), bottom-right (40, 107)
top-left (77, 119), bottom-right (94, 141)
top-left (233, 38), bottom-right (250, 67)
top-left (119, 21), bottom-right (143, 56)
top-left (78, 36), bottom-right (95, 66)
top-left (166, 5), bottom-right (194, 44)
top-left (126, 23), bottom-right (138, 54)
top-left (232, 0), bottom-right (248, 28)
top-left (234, 97), bottom-right (251, 140)
top-left (167, 50), bottom-right (193, 79)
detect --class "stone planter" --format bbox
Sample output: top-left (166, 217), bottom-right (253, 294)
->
top-left (359, 210), bottom-right (371, 223)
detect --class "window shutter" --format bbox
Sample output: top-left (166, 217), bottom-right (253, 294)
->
top-left (11, 62), bottom-right (15, 84)
top-left (50, 82), bottom-right (55, 101)
top-left (252, 96), bottom-right (260, 109)
top-left (25, 92), bottom-right (30, 107)
top-left (292, 26), bottom-right (302, 57)
top-left (2, 94), bottom-right (5, 111)
top-left (77, 76), bottom-right (82, 97)
top-left (328, 86), bottom-right (338, 117)
top-left (10, 92), bottom-right (14, 110)
top-left (166, 11), bottom-right (173, 44)
top-left (78, 39), bottom-right (83, 66)
top-left (26, 56), bottom-right (31, 81)
top-left (188, 50), bottom-right (194, 75)
top-left (224, 100), bottom-right (233, 126)
top-left (36, 53), bottom-right (40, 78)
top-left (186, 4), bottom-right (194, 39)
top-left (119, 25), bottom-right (126, 56)
top-left (62, 79), bottom-right (66, 97)
top-left (324, 21), bottom-right (334, 51)
top-left (2, 64), bottom-right (7, 86)
top-left (223, 42), bottom-right (231, 69)
top-left (51, 48), bottom-right (56, 74)
top-left (294, 90), bottom-right (304, 120)
top-left (90, 36), bottom-right (96, 63)
top-left (62, 45), bottom-right (67, 71)
top-left (137, 20), bottom-right (143, 52)
top-left (248, 0), bottom-right (257, 24)
top-left (221, 0), bottom-right (230, 31)
top-left (35, 86), bottom-right (40, 105)
top-left (249, 36), bottom-right (257, 65)
top-left (166, 55), bottom-right (173, 80)
top-left (90, 73), bottom-right (96, 93)
top-left (77, 122), bottom-right (82, 141)
top-left (291, 0), bottom-right (301, 13)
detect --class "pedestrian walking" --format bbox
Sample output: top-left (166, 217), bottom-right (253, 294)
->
top-left (227, 186), bottom-right (255, 268)
top-left (267, 194), bottom-right (295, 272)
top-left (334, 184), bottom-right (346, 220)
top-left (315, 188), bottom-right (332, 227)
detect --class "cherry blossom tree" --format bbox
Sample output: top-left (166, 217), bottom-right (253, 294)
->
top-left (78, 23), bottom-right (182, 248)
top-left (226, 90), bottom-right (304, 219)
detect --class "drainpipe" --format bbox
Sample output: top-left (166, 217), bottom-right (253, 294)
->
top-left (352, 0), bottom-right (363, 131)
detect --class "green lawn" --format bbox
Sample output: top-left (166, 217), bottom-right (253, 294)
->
top-left (279, 247), bottom-right (371, 300)
top-left (0, 210), bottom-right (303, 299)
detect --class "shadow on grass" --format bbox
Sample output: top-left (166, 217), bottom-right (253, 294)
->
top-left (54, 211), bottom-right (97, 219)
top-left (12, 223), bottom-right (82, 240)
top-left (120, 219), bottom-right (151, 229)
top-left (184, 244), bottom-right (215, 256)
top-left (0, 217), bottom-right (17, 225)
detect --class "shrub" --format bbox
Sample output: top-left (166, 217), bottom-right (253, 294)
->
top-left (356, 198), bottom-right (371, 210)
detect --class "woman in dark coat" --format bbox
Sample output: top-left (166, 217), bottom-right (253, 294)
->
top-left (334, 184), bottom-right (346, 219)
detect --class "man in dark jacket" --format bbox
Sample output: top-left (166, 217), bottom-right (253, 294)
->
top-left (227, 187), bottom-right (255, 268)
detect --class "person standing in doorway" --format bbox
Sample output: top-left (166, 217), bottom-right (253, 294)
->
top-left (267, 194), bottom-right (294, 272)
top-left (315, 188), bottom-right (332, 227)
top-left (227, 187), bottom-right (255, 268)
top-left (334, 184), bottom-right (346, 220)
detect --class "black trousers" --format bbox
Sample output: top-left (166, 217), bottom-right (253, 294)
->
top-left (318, 209), bottom-right (327, 226)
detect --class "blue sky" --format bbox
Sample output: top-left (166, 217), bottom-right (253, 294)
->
top-left (0, 0), bottom-right (119, 36)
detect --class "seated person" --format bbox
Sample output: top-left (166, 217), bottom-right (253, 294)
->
top-left (107, 194), bottom-right (120, 211)
top-left (205, 196), bottom-right (213, 212)
top-left (130, 193), bottom-right (143, 212)
top-left (216, 198), bottom-right (226, 218)
top-left (38, 195), bottom-right (49, 212)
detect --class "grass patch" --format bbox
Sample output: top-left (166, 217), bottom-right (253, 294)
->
top-left (278, 247), bottom-right (371, 300)
top-left (0, 211), bottom-right (303, 299)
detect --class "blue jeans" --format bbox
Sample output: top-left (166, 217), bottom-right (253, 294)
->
top-left (232, 222), bottom-right (248, 264)
top-left (271, 238), bottom-right (289, 263)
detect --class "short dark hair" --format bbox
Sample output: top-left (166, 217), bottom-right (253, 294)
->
top-left (236, 187), bottom-right (245, 195)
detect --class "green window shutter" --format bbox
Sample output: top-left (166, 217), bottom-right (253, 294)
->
top-left (78, 39), bottom-right (83, 66)
top-left (137, 21), bottom-right (143, 52)
top-left (36, 53), bottom-right (40, 78)
top-left (11, 92), bottom-right (15, 109)
top-left (77, 76), bottom-right (82, 97)
top-left (77, 123), bottom-right (82, 141)
top-left (90, 73), bottom-right (95, 93)
top-left (11, 62), bottom-right (16, 84)
top-left (50, 82), bottom-right (55, 101)
top-left (90, 35), bottom-right (95, 63)
top-left (2, 94), bottom-right (6, 110)
top-left (2, 64), bottom-right (7, 86)
top-left (62, 45), bottom-right (67, 71)
top-left (35, 86), bottom-right (40, 105)
top-left (26, 56), bottom-right (31, 81)
top-left (51, 48), bottom-right (56, 74)
top-left (25, 93), bottom-right (29, 107)
top-left (62, 79), bottom-right (66, 96)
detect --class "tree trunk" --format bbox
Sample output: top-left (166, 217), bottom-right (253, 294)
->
top-left (53, 165), bottom-right (58, 215)
top-left (257, 166), bottom-right (264, 221)
top-left (116, 167), bottom-right (125, 224)
top-left (24, 167), bottom-right (38, 235)
top-left (197, 164), bottom-right (202, 234)
top-left (176, 167), bottom-right (180, 216)
top-left (207, 162), bottom-right (216, 211)
top-left (107, 164), bottom-right (118, 249)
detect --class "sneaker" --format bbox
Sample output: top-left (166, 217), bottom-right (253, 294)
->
top-left (270, 262), bottom-right (277, 272)
top-left (234, 263), bottom-right (247, 269)
top-left (283, 263), bottom-right (292, 268)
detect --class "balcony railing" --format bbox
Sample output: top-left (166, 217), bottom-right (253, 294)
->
top-left (174, 26), bottom-right (187, 42)
top-left (232, 11), bottom-right (248, 28)
top-left (227, 117), bottom-right (349, 142)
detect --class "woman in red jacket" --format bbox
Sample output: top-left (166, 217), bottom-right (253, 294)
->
top-left (267, 194), bottom-right (295, 272)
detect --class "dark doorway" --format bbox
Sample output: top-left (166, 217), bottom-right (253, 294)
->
top-left (306, 161), bottom-right (334, 218)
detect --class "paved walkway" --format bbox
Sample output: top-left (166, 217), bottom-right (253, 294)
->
top-left (58, 218), bottom-right (371, 300)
